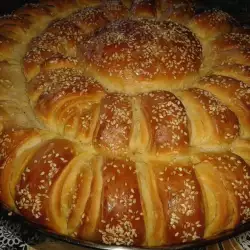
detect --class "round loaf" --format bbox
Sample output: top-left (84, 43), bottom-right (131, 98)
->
top-left (0, 0), bottom-right (250, 247)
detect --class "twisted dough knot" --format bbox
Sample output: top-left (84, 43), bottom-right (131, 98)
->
top-left (0, 0), bottom-right (250, 247)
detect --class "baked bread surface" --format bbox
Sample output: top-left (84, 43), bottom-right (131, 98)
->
top-left (0, 0), bottom-right (250, 247)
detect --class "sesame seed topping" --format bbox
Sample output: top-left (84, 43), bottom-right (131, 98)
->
top-left (141, 91), bottom-right (189, 153)
top-left (4, 2), bottom-right (250, 247)
top-left (98, 158), bottom-right (144, 245)
top-left (154, 162), bottom-right (204, 243)
top-left (94, 93), bottom-right (132, 154)
top-left (79, 18), bottom-right (202, 89)
top-left (15, 139), bottom-right (76, 221)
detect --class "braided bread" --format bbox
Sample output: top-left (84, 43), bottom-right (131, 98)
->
top-left (1, 0), bottom-right (250, 247)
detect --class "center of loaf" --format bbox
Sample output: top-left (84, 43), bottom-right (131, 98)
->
top-left (78, 19), bottom-right (203, 93)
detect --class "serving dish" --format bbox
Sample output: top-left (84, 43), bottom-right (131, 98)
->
top-left (2, 202), bottom-right (250, 250)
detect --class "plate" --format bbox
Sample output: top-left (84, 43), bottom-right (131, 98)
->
top-left (1, 203), bottom-right (250, 250)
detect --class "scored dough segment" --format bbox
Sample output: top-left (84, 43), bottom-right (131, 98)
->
top-left (0, 0), bottom-right (250, 247)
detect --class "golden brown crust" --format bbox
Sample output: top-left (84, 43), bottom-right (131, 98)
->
top-left (213, 63), bottom-right (250, 85)
top-left (0, 15), bottom-right (32, 42)
top-left (0, 61), bottom-right (42, 129)
top-left (31, 19), bottom-right (84, 56)
top-left (157, 0), bottom-right (194, 25)
top-left (23, 17), bottom-right (86, 81)
top-left (23, 49), bottom-right (62, 81)
top-left (93, 94), bottom-right (132, 156)
top-left (101, 0), bottom-right (128, 21)
top-left (194, 157), bottom-right (238, 237)
top-left (139, 91), bottom-right (189, 156)
top-left (0, 0), bottom-right (250, 247)
top-left (136, 161), bottom-right (165, 246)
top-left (96, 158), bottom-right (146, 246)
top-left (43, 152), bottom-right (94, 235)
top-left (14, 3), bottom-right (54, 26)
top-left (194, 153), bottom-right (250, 236)
top-left (40, 0), bottom-right (79, 17)
top-left (189, 10), bottom-right (235, 40)
top-left (152, 160), bottom-right (205, 244)
top-left (62, 154), bottom-right (94, 234)
top-left (0, 35), bottom-right (23, 62)
top-left (78, 19), bottom-right (202, 93)
top-left (77, 156), bottom-right (103, 241)
top-left (131, 0), bottom-right (157, 18)
top-left (28, 64), bottom-right (105, 140)
top-left (215, 48), bottom-right (250, 66)
top-left (76, 0), bottom-right (101, 7)
top-left (28, 65), bottom-right (80, 104)
top-left (0, 61), bottom-right (26, 102)
top-left (0, 128), bottom-right (38, 168)
top-left (67, 7), bottom-right (109, 35)
top-left (0, 128), bottom-right (40, 209)
top-left (121, 0), bottom-right (132, 8)
top-left (213, 32), bottom-right (250, 51)
top-left (231, 138), bottom-right (250, 165)
top-left (40, 55), bottom-right (80, 72)
top-left (199, 75), bottom-right (250, 138)
top-left (166, 0), bottom-right (195, 24)
top-left (177, 88), bottom-right (239, 148)
top-left (15, 138), bottom-right (77, 229)
top-left (0, 101), bottom-right (34, 130)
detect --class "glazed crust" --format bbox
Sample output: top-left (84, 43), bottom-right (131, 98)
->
top-left (1, 0), bottom-right (250, 248)
top-left (152, 160), bottom-right (205, 244)
top-left (78, 18), bottom-right (202, 93)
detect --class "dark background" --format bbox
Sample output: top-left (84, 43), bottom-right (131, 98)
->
top-left (1, 0), bottom-right (38, 15)
top-left (1, 0), bottom-right (250, 24)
